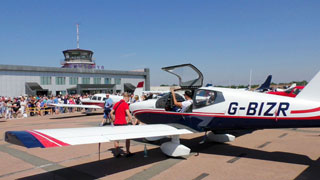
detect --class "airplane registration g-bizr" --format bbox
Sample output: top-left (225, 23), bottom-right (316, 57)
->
top-left (5, 64), bottom-right (320, 157)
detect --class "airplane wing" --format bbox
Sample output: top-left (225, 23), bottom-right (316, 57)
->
top-left (5, 124), bottom-right (192, 148)
top-left (49, 104), bottom-right (102, 109)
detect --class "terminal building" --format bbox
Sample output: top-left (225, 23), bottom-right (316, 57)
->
top-left (0, 48), bottom-right (150, 97)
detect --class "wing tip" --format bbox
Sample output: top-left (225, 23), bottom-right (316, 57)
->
top-left (5, 131), bottom-right (44, 148)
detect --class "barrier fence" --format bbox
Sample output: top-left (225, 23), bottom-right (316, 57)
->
top-left (26, 107), bottom-right (53, 116)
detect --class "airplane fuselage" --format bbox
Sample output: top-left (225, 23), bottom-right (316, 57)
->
top-left (131, 87), bottom-right (320, 132)
top-left (81, 94), bottom-right (122, 108)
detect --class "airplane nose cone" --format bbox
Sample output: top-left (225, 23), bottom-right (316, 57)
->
top-left (129, 99), bottom-right (157, 113)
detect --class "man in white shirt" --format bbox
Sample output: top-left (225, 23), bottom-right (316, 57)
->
top-left (170, 88), bottom-right (193, 113)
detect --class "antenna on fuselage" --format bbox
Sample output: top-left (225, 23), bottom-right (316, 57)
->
top-left (249, 69), bottom-right (252, 90)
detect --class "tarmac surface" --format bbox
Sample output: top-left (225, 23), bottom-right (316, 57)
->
top-left (0, 111), bottom-right (319, 180)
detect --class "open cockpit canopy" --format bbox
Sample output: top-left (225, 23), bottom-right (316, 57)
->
top-left (162, 64), bottom-right (203, 89)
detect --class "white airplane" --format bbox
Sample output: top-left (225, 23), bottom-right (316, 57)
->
top-left (5, 64), bottom-right (320, 157)
top-left (275, 83), bottom-right (296, 92)
top-left (51, 81), bottom-right (145, 110)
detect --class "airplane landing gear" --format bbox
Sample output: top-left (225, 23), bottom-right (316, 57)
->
top-left (160, 135), bottom-right (190, 157)
top-left (207, 132), bottom-right (235, 143)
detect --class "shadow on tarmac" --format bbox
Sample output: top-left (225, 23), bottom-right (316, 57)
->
top-left (19, 147), bottom-right (169, 180)
top-left (189, 137), bottom-right (320, 180)
top-left (19, 137), bottom-right (319, 180)
top-left (294, 157), bottom-right (320, 180)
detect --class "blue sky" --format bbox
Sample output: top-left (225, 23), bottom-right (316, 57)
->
top-left (0, 0), bottom-right (320, 86)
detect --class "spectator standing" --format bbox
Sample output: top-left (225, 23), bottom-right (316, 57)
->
top-left (36, 100), bottom-right (41, 116)
top-left (53, 96), bottom-right (59, 114)
top-left (75, 96), bottom-right (81, 112)
top-left (20, 97), bottom-right (27, 118)
top-left (6, 99), bottom-right (12, 119)
top-left (0, 99), bottom-right (3, 118)
top-left (46, 97), bottom-right (54, 115)
top-left (100, 94), bottom-right (113, 126)
top-left (40, 99), bottom-right (47, 116)
top-left (68, 97), bottom-right (76, 112)
top-left (12, 98), bottom-right (21, 118)
top-left (63, 96), bottom-right (68, 113)
top-left (110, 93), bottom-right (135, 157)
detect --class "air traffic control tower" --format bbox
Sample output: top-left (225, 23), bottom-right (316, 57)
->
top-left (61, 24), bottom-right (96, 69)
top-left (61, 48), bottom-right (95, 68)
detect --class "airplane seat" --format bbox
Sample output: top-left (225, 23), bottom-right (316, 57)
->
top-left (164, 92), bottom-right (185, 112)
top-left (165, 93), bottom-right (174, 111)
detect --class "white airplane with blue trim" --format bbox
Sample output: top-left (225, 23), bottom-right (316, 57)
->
top-left (50, 81), bottom-right (145, 110)
top-left (5, 64), bottom-right (320, 157)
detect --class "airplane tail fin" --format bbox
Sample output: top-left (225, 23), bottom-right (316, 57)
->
top-left (296, 71), bottom-right (320, 101)
top-left (133, 81), bottom-right (144, 97)
top-left (256, 75), bottom-right (272, 92)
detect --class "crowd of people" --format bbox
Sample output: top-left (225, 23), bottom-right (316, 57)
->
top-left (0, 94), bottom-right (90, 120)
top-left (0, 92), bottom-right (154, 120)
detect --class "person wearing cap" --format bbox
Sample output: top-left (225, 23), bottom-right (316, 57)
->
top-left (170, 88), bottom-right (193, 113)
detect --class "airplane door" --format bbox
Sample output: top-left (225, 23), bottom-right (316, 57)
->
top-left (162, 64), bottom-right (203, 89)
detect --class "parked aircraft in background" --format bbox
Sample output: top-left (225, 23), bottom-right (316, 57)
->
top-left (51, 81), bottom-right (144, 109)
top-left (275, 83), bottom-right (297, 92)
top-left (5, 64), bottom-right (320, 157)
top-left (268, 84), bottom-right (305, 98)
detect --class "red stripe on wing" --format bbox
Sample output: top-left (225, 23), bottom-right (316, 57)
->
top-left (33, 130), bottom-right (70, 146)
top-left (27, 131), bottom-right (60, 148)
top-left (27, 130), bottom-right (69, 148)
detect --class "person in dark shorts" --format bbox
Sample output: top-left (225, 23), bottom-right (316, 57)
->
top-left (100, 94), bottom-right (113, 126)
top-left (12, 98), bottom-right (21, 118)
top-left (110, 93), bottom-right (135, 157)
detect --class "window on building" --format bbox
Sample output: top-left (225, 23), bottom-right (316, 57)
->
top-left (69, 77), bottom-right (78, 85)
top-left (104, 78), bottom-right (112, 84)
top-left (60, 91), bottom-right (67, 95)
top-left (56, 77), bottom-right (66, 85)
top-left (82, 77), bottom-right (90, 84)
top-left (93, 77), bottom-right (101, 84)
top-left (40, 77), bottom-right (52, 85)
top-left (115, 78), bottom-right (121, 85)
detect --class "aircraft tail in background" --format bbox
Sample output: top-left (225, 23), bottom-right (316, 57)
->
top-left (133, 81), bottom-right (144, 96)
top-left (255, 75), bottom-right (272, 92)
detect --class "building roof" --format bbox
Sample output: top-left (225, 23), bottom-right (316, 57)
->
top-left (62, 49), bottom-right (93, 53)
top-left (0, 64), bottom-right (148, 76)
